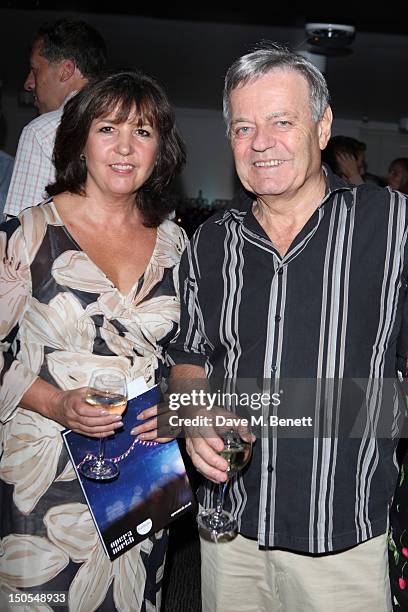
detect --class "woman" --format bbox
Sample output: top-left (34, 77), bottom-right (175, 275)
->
top-left (0, 71), bottom-right (186, 610)
top-left (321, 135), bottom-right (366, 185)
top-left (387, 158), bottom-right (408, 194)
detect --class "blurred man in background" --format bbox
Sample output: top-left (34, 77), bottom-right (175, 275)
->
top-left (4, 18), bottom-right (107, 217)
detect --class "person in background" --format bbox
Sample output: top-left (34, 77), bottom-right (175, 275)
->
top-left (0, 70), bottom-right (186, 610)
top-left (0, 149), bottom-right (13, 219)
top-left (3, 18), bottom-right (107, 217)
top-left (322, 134), bottom-right (366, 185)
top-left (387, 157), bottom-right (408, 194)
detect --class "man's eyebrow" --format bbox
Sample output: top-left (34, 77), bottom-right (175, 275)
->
top-left (231, 111), bottom-right (295, 125)
top-left (265, 111), bottom-right (290, 120)
top-left (230, 117), bottom-right (252, 125)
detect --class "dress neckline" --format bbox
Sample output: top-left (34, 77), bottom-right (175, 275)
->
top-left (49, 199), bottom-right (158, 299)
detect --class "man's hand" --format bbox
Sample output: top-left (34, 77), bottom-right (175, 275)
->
top-left (183, 405), bottom-right (256, 483)
top-left (168, 363), bottom-right (256, 482)
top-left (186, 434), bottom-right (229, 483)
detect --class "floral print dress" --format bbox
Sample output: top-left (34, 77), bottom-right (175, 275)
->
top-left (0, 201), bottom-right (187, 611)
top-left (390, 439), bottom-right (408, 611)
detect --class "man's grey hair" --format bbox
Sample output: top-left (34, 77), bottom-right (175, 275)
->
top-left (223, 42), bottom-right (330, 136)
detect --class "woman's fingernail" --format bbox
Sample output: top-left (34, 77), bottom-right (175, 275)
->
top-left (114, 415), bottom-right (122, 421)
top-left (114, 421), bottom-right (123, 428)
top-left (130, 428), bottom-right (137, 435)
top-left (100, 410), bottom-right (108, 416)
top-left (139, 413), bottom-right (144, 420)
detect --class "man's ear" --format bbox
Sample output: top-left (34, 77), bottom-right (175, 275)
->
top-left (59, 58), bottom-right (76, 83)
top-left (318, 105), bottom-right (333, 151)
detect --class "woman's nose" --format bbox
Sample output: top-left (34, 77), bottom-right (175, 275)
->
top-left (116, 131), bottom-right (133, 155)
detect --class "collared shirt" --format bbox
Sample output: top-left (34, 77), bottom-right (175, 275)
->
top-left (168, 167), bottom-right (408, 553)
top-left (4, 92), bottom-right (77, 217)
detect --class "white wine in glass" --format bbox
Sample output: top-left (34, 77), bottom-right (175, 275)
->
top-left (197, 429), bottom-right (252, 542)
top-left (80, 369), bottom-right (127, 481)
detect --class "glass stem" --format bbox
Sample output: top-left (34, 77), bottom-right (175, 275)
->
top-left (97, 437), bottom-right (105, 463)
top-left (215, 481), bottom-right (228, 515)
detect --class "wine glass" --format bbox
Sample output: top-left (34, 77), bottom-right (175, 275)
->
top-left (197, 429), bottom-right (252, 542)
top-left (80, 369), bottom-right (127, 481)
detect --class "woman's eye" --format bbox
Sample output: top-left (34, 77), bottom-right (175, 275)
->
top-left (136, 128), bottom-right (151, 137)
top-left (99, 126), bottom-right (114, 133)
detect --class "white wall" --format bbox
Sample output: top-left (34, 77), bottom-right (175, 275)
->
top-left (4, 99), bottom-right (408, 200)
top-left (176, 108), bottom-right (235, 201)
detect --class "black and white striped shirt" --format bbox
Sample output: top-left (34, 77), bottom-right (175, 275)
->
top-left (168, 168), bottom-right (408, 553)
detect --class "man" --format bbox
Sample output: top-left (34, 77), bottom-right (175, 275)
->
top-left (4, 19), bottom-right (107, 216)
top-left (167, 43), bottom-right (407, 611)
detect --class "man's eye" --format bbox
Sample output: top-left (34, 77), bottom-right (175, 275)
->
top-left (277, 121), bottom-right (291, 127)
top-left (235, 126), bottom-right (251, 135)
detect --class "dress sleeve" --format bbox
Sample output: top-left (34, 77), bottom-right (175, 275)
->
top-left (167, 236), bottom-right (212, 368)
top-left (0, 218), bottom-right (37, 422)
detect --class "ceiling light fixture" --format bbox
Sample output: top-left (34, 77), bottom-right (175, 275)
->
top-left (305, 23), bottom-right (356, 49)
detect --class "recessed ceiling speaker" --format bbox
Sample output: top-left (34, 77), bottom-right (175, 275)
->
top-left (305, 23), bottom-right (356, 48)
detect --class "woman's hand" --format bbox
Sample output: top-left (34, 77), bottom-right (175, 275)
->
top-left (130, 404), bottom-right (174, 443)
top-left (48, 387), bottom-right (124, 437)
top-left (335, 152), bottom-right (365, 185)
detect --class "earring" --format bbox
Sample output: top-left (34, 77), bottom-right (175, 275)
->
top-left (80, 153), bottom-right (86, 161)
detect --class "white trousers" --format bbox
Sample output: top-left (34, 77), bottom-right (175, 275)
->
top-left (200, 531), bottom-right (391, 612)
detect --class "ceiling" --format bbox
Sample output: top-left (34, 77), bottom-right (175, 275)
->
top-left (1, 6), bottom-right (408, 124)
top-left (4, 4), bottom-right (408, 35)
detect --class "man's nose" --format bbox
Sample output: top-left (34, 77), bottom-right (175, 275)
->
top-left (24, 70), bottom-right (35, 92)
top-left (252, 127), bottom-right (277, 151)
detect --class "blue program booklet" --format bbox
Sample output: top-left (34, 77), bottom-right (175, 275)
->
top-left (62, 384), bottom-right (195, 560)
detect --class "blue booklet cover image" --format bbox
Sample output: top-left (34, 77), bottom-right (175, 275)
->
top-left (62, 385), bottom-right (195, 560)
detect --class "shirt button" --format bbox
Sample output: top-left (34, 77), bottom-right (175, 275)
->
top-left (267, 464), bottom-right (274, 473)
top-left (275, 315), bottom-right (281, 322)
top-left (271, 365), bottom-right (277, 372)
top-left (278, 268), bottom-right (284, 275)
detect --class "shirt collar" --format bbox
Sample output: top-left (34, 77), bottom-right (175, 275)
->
top-left (59, 90), bottom-right (79, 110)
top-left (318, 163), bottom-right (355, 211)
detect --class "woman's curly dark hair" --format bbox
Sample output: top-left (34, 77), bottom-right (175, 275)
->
top-left (47, 70), bottom-right (186, 227)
